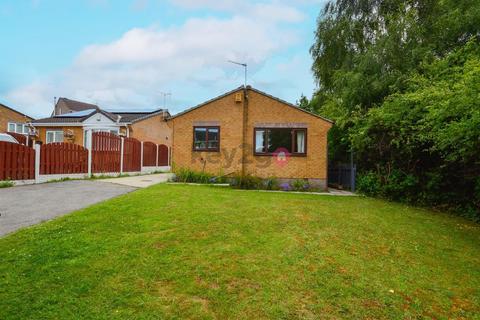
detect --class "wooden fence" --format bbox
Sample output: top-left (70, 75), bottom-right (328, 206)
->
top-left (0, 132), bottom-right (170, 181)
top-left (40, 143), bottom-right (88, 174)
top-left (123, 137), bottom-right (141, 172)
top-left (92, 132), bottom-right (121, 173)
top-left (143, 141), bottom-right (157, 167)
top-left (0, 141), bottom-right (35, 180)
top-left (158, 144), bottom-right (169, 166)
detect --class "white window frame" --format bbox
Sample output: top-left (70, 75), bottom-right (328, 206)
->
top-left (7, 122), bottom-right (29, 135)
top-left (46, 130), bottom-right (64, 144)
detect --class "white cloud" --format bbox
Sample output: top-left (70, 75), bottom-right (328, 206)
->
top-left (6, 1), bottom-right (310, 117)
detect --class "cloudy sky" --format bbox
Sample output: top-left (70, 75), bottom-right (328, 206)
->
top-left (0, 0), bottom-right (326, 118)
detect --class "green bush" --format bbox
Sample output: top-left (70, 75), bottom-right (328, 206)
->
top-left (230, 174), bottom-right (262, 190)
top-left (174, 168), bottom-right (215, 184)
top-left (0, 180), bottom-right (14, 188)
top-left (263, 177), bottom-right (279, 190)
top-left (291, 179), bottom-right (310, 191)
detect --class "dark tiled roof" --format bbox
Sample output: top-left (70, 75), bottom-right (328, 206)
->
top-left (113, 109), bottom-right (169, 123)
top-left (57, 98), bottom-right (100, 112)
top-left (0, 103), bottom-right (34, 120)
top-left (31, 108), bottom-right (168, 125)
top-left (31, 116), bottom-right (85, 124)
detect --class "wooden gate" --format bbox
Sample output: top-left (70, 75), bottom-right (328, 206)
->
top-left (0, 141), bottom-right (35, 180)
top-left (40, 143), bottom-right (88, 174)
top-left (123, 137), bottom-right (141, 172)
top-left (92, 132), bottom-right (121, 173)
top-left (143, 142), bottom-right (157, 166)
top-left (158, 144), bottom-right (169, 166)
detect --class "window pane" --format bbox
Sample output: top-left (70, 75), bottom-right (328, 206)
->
top-left (46, 132), bottom-right (54, 143)
top-left (255, 130), bottom-right (266, 153)
top-left (8, 123), bottom-right (15, 132)
top-left (194, 128), bottom-right (207, 149)
top-left (15, 124), bottom-right (23, 133)
top-left (267, 128), bottom-right (292, 153)
top-left (55, 131), bottom-right (64, 143)
top-left (23, 125), bottom-right (29, 134)
top-left (207, 128), bottom-right (219, 149)
top-left (295, 130), bottom-right (305, 153)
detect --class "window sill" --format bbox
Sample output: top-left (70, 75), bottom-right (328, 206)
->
top-left (254, 153), bottom-right (307, 157)
top-left (193, 149), bottom-right (220, 152)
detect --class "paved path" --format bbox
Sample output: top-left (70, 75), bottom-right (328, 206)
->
top-left (98, 173), bottom-right (174, 188)
top-left (0, 180), bottom-right (136, 237)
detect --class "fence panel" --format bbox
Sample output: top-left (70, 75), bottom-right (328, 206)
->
top-left (123, 137), bottom-right (141, 172)
top-left (158, 144), bottom-right (169, 166)
top-left (143, 142), bottom-right (157, 167)
top-left (92, 132), bottom-right (121, 173)
top-left (40, 143), bottom-right (88, 174)
top-left (0, 141), bottom-right (35, 180)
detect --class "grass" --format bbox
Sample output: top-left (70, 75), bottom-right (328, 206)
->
top-left (1, 185), bottom-right (479, 319)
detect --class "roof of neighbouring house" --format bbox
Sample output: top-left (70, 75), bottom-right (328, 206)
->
top-left (168, 85), bottom-right (334, 124)
top-left (31, 102), bottom-right (169, 125)
top-left (0, 102), bottom-right (34, 120)
top-left (112, 109), bottom-right (170, 123)
top-left (56, 97), bottom-right (100, 112)
top-left (31, 109), bottom-right (119, 124)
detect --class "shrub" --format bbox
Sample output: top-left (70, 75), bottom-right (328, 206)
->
top-left (174, 168), bottom-right (216, 184)
top-left (0, 180), bottom-right (14, 188)
top-left (357, 172), bottom-right (382, 196)
top-left (291, 179), bottom-right (310, 191)
top-left (230, 174), bottom-right (262, 190)
top-left (279, 182), bottom-right (292, 191)
top-left (262, 177), bottom-right (279, 190)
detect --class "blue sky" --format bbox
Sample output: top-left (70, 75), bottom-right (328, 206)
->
top-left (0, 0), bottom-right (325, 118)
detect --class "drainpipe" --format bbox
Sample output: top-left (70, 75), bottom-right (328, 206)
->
top-left (241, 85), bottom-right (249, 176)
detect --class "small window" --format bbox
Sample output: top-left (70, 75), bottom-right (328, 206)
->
top-left (7, 122), bottom-right (29, 135)
top-left (7, 123), bottom-right (15, 133)
top-left (193, 127), bottom-right (220, 151)
top-left (254, 128), bottom-right (307, 156)
top-left (46, 130), bottom-right (64, 144)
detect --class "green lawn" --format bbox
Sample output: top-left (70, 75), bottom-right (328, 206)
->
top-left (1, 185), bottom-right (479, 319)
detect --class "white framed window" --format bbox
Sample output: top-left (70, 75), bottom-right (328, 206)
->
top-left (7, 122), bottom-right (29, 134)
top-left (46, 130), bottom-right (64, 144)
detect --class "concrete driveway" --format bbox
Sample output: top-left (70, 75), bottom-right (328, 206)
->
top-left (0, 180), bottom-right (136, 237)
top-left (98, 173), bottom-right (174, 188)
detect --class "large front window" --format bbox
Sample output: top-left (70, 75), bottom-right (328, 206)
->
top-left (193, 127), bottom-right (219, 151)
top-left (46, 130), bottom-right (64, 144)
top-left (254, 128), bottom-right (306, 155)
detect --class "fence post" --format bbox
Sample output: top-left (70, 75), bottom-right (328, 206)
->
top-left (34, 144), bottom-right (40, 183)
top-left (140, 141), bottom-right (144, 171)
top-left (156, 144), bottom-right (159, 167)
top-left (120, 137), bottom-right (124, 174)
top-left (87, 130), bottom-right (93, 178)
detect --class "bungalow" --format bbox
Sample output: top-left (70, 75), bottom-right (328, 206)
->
top-left (31, 98), bottom-right (171, 147)
top-left (168, 86), bottom-right (333, 189)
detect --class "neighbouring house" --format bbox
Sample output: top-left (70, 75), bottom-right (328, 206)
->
top-left (168, 86), bottom-right (333, 189)
top-left (1, 102), bottom-right (33, 135)
top-left (31, 98), bottom-right (171, 147)
top-left (0, 102), bottom-right (34, 143)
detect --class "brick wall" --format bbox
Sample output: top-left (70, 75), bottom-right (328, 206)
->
top-left (169, 88), bottom-right (332, 185)
top-left (169, 92), bottom-right (244, 175)
top-left (36, 127), bottom-right (85, 146)
top-left (129, 114), bottom-right (171, 147)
